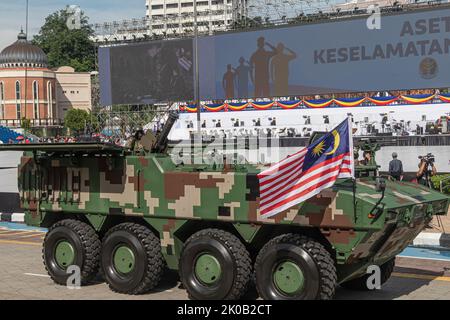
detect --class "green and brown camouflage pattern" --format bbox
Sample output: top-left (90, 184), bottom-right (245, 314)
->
top-left (3, 142), bottom-right (449, 283)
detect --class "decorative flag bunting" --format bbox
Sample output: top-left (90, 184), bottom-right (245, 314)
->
top-left (367, 96), bottom-right (399, 106)
top-left (334, 98), bottom-right (367, 107)
top-left (251, 102), bottom-right (275, 110)
top-left (277, 101), bottom-right (302, 109)
top-left (179, 93), bottom-right (444, 113)
top-left (203, 104), bottom-right (226, 112)
top-left (183, 105), bottom-right (198, 113)
top-left (303, 99), bottom-right (334, 108)
top-left (257, 118), bottom-right (354, 218)
top-left (438, 94), bottom-right (450, 103)
top-left (400, 94), bottom-right (435, 104)
top-left (227, 103), bottom-right (249, 111)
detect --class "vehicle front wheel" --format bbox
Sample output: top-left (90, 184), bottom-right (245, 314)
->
top-left (101, 223), bottom-right (165, 295)
top-left (43, 219), bottom-right (101, 285)
top-left (255, 234), bottom-right (337, 300)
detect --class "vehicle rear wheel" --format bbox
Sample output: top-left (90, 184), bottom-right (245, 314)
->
top-left (43, 219), bottom-right (101, 285)
top-left (101, 223), bottom-right (165, 294)
top-left (255, 234), bottom-right (337, 300)
top-left (179, 228), bottom-right (252, 300)
top-left (340, 258), bottom-right (395, 291)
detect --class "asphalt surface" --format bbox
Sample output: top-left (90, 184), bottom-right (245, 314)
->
top-left (0, 225), bottom-right (450, 300)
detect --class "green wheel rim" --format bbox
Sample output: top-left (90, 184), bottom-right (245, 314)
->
top-left (54, 240), bottom-right (75, 269)
top-left (113, 245), bottom-right (136, 275)
top-left (194, 253), bottom-right (222, 285)
top-left (273, 260), bottom-right (305, 295)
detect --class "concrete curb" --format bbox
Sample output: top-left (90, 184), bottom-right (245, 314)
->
top-left (413, 232), bottom-right (450, 248)
top-left (0, 213), bottom-right (25, 223)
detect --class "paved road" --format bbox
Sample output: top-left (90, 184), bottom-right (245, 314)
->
top-left (1, 226), bottom-right (450, 300)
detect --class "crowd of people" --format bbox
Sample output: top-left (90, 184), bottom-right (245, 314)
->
top-left (2, 134), bottom-right (131, 147)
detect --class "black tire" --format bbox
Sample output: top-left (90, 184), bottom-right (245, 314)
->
top-left (101, 223), bottom-right (165, 295)
top-left (179, 228), bottom-right (252, 300)
top-left (255, 234), bottom-right (337, 300)
top-left (43, 219), bottom-right (101, 285)
top-left (340, 258), bottom-right (395, 291)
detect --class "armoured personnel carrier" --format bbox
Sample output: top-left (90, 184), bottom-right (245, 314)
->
top-left (1, 112), bottom-right (448, 300)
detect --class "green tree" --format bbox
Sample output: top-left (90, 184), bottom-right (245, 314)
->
top-left (431, 174), bottom-right (450, 194)
top-left (64, 109), bottom-right (91, 134)
top-left (20, 118), bottom-right (31, 133)
top-left (32, 8), bottom-right (95, 72)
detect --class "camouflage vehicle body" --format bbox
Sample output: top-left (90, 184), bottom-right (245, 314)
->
top-left (3, 127), bottom-right (449, 299)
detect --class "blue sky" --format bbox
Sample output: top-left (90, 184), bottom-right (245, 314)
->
top-left (0, 0), bottom-right (145, 50)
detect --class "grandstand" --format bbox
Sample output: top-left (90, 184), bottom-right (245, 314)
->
top-left (0, 127), bottom-right (20, 144)
top-left (170, 92), bottom-right (450, 140)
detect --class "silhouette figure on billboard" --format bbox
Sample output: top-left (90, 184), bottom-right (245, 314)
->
top-left (250, 37), bottom-right (276, 97)
top-left (271, 43), bottom-right (297, 97)
top-left (234, 57), bottom-right (253, 98)
top-left (222, 64), bottom-right (236, 99)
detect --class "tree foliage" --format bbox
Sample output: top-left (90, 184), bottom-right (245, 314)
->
top-left (20, 118), bottom-right (31, 133)
top-left (32, 8), bottom-right (95, 72)
top-left (432, 174), bottom-right (450, 194)
top-left (64, 109), bottom-right (91, 134)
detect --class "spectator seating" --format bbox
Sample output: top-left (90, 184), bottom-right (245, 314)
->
top-left (0, 126), bottom-right (20, 143)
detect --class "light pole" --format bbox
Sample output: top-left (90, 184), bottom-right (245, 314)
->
top-left (194, 0), bottom-right (201, 134)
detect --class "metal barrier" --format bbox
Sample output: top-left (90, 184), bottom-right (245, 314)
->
top-left (0, 119), bottom-right (63, 128)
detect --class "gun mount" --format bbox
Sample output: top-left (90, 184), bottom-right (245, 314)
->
top-left (355, 138), bottom-right (381, 178)
top-left (128, 111), bottom-right (180, 154)
top-left (152, 111), bottom-right (179, 153)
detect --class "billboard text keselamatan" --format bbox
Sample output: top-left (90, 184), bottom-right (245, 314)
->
top-left (100, 7), bottom-right (450, 105)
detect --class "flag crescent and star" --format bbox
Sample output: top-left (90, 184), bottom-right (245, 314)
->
top-left (326, 130), bottom-right (340, 155)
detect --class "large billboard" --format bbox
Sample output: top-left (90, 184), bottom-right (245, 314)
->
top-left (99, 38), bottom-right (194, 105)
top-left (100, 6), bottom-right (450, 105)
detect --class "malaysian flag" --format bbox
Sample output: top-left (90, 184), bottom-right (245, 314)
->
top-left (258, 118), bottom-right (354, 218)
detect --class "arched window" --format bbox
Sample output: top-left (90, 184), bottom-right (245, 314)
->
top-left (15, 81), bottom-right (21, 119)
top-left (0, 82), bottom-right (4, 119)
top-left (33, 81), bottom-right (39, 119)
top-left (47, 81), bottom-right (53, 119)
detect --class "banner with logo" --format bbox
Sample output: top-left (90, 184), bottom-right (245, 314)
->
top-left (100, 6), bottom-right (450, 105)
top-left (198, 7), bottom-right (450, 100)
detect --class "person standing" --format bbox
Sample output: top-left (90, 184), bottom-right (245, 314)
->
top-left (222, 64), bottom-right (236, 99)
top-left (417, 157), bottom-right (437, 187)
top-left (270, 43), bottom-right (297, 97)
top-left (389, 152), bottom-right (403, 181)
top-left (250, 37), bottom-right (276, 97)
top-left (234, 57), bottom-right (253, 98)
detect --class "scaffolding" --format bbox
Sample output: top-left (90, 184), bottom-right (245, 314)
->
top-left (88, 0), bottom-right (448, 139)
top-left (90, 0), bottom-right (440, 44)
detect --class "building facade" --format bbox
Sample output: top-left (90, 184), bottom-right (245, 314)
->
top-left (146, 0), bottom-right (246, 35)
top-left (92, 1), bottom-right (248, 44)
top-left (0, 31), bottom-right (92, 128)
top-left (54, 66), bottom-right (92, 116)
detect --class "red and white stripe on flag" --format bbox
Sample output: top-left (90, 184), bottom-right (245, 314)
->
top-left (257, 150), bottom-right (354, 219)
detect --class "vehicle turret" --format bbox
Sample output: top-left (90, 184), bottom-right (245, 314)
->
top-left (152, 111), bottom-right (179, 153)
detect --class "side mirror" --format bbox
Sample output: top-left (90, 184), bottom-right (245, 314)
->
top-left (376, 177), bottom-right (386, 193)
